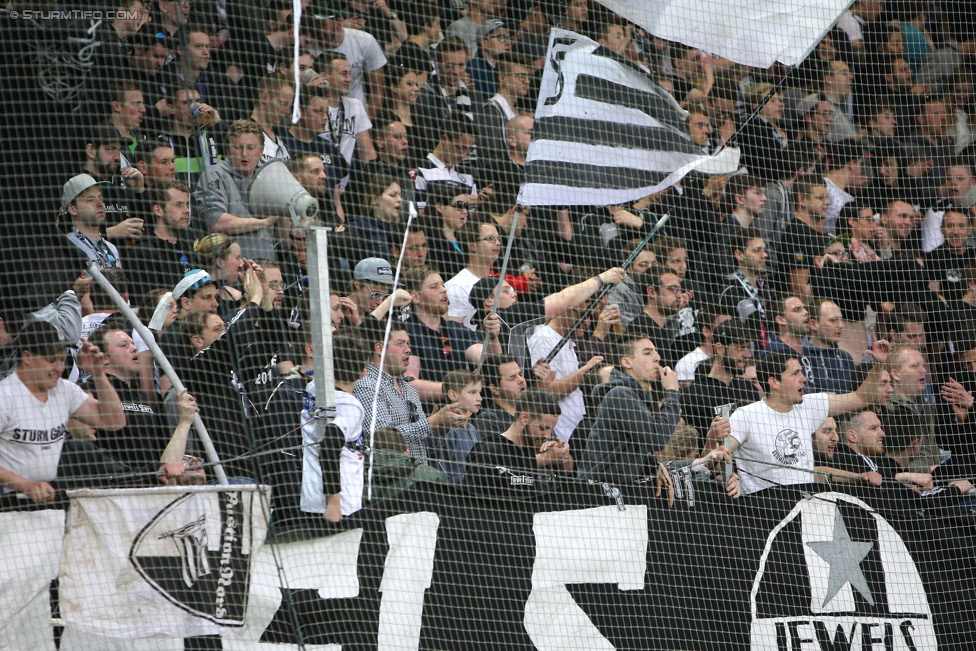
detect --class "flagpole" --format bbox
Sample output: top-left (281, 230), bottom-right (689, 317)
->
top-left (475, 209), bottom-right (521, 373)
top-left (542, 213), bottom-right (669, 365)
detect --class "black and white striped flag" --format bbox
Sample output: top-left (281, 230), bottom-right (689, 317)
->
top-left (518, 29), bottom-right (740, 207)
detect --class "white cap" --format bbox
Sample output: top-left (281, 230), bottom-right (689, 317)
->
top-left (172, 270), bottom-right (213, 302)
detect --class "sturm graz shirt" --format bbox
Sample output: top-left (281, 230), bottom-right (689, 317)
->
top-left (0, 373), bottom-right (88, 488)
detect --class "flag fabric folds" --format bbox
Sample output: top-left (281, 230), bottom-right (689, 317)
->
top-left (518, 29), bottom-right (740, 207)
top-left (59, 486), bottom-right (268, 640)
top-left (592, 0), bottom-right (854, 68)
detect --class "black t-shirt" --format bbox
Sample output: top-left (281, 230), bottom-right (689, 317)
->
top-left (158, 327), bottom-right (195, 381)
top-left (465, 431), bottom-right (556, 496)
top-left (471, 408), bottom-right (515, 439)
top-left (778, 218), bottom-right (829, 274)
top-left (94, 375), bottom-right (171, 472)
top-left (926, 245), bottom-right (976, 304)
top-left (405, 314), bottom-right (478, 383)
top-left (182, 307), bottom-right (270, 478)
top-left (126, 232), bottom-right (195, 306)
top-left (947, 300), bottom-right (976, 342)
top-left (232, 309), bottom-right (293, 408)
top-left (426, 233), bottom-right (468, 280)
top-left (681, 375), bottom-right (761, 436)
top-left (829, 443), bottom-right (900, 480)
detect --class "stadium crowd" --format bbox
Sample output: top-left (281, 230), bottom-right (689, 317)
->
top-left (4, 0), bottom-right (976, 525)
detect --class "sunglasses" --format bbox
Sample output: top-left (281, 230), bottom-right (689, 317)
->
top-left (450, 201), bottom-right (470, 211)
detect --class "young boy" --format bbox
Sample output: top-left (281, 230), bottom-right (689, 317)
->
top-left (437, 370), bottom-right (484, 485)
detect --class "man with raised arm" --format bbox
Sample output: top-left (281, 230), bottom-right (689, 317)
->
top-left (0, 322), bottom-right (125, 503)
top-left (728, 340), bottom-right (891, 495)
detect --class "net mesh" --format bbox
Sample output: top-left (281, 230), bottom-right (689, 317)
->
top-left (2, 0), bottom-right (976, 649)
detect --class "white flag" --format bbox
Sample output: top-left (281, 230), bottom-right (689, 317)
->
top-left (60, 486), bottom-right (269, 639)
top-left (593, 0), bottom-right (853, 68)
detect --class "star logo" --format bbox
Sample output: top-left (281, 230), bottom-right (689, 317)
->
top-left (806, 508), bottom-right (875, 607)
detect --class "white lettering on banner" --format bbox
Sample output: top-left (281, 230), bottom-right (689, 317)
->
top-left (524, 506), bottom-right (649, 651)
top-left (750, 493), bottom-right (937, 651)
top-left (377, 513), bottom-right (440, 651)
top-left (0, 510), bottom-right (65, 651)
top-left (234, 513), bottom-right (440, 651)
top-left (220, 528), bottom-right (363, 650)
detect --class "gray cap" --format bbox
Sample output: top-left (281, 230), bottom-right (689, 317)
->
top-left (354, 258), bottom-right (394, 285)
top-left (60, 173), bottom-right (110, 211)
top-left (477, 19), bottom-right (506, 41)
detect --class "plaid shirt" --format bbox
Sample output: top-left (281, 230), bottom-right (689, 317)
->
top-left (353, 365), bottom-right (432, 463)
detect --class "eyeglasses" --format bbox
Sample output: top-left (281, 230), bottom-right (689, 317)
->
top-left (370, 291), bottom-right (390, 301)
top-left (450, 201), bottom-right (470, 211)
top-left (478, 235), bottom-right (501, 243)
top-left (490, 34), bottom-right (512, 43)
top-left (441, 333), bottom-right (453, 357)
top-left (661, 285), bottom-right (686, 294)
top-left (504, 72), bottom-right (532, 79)
top-left (267, 281), bottom-right (284, 290)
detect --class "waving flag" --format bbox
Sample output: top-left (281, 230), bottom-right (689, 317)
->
top-left (594, 0), bottom-right (852, 68)
top-left (518, 29), bottom-right (739, 207)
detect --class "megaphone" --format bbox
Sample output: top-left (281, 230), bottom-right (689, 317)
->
top-left (247, 160), bottom-right (319, 228)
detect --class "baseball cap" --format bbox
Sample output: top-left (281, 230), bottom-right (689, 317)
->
top-left (468, 275), bottom-right (504, 313)
top-left (354, 258), bottom-right (394, 285)
top-left (12, 320), bottom-right (69, 356)
top-left (712, 320), bottom-right (755, 347)
top-left (88, 122), bottom-right (124, 146)
top-left (172, 269), bottom-right (214, 302)
top-left (477, 19), bottom-right (506, 41)
top-left (61, 173), bottom-right (110, 211)
top-left (796, 92), bottom-right (829, 119)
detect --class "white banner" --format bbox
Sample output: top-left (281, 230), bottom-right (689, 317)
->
top-left (60, 486), bottom-right (269, 639)
top-left (0, 509), bottom-right (64, 651)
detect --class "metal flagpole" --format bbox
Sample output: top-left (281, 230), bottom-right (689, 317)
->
top-left (88, 264), bottom-right (229, 485)
top-left (475, 209), bottom-right (521, 373)
top-left (542, 213), bottom-right (670, 365)
top-left (306, 227), bottom-right (337, 424)
top-left (366, 204), bottom-right (417, 500)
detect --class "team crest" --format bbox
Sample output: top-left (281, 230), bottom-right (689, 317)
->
top-left (128, 490), bottom-right (259, 626)
top-left (750, 492), bottom-right (936, 650)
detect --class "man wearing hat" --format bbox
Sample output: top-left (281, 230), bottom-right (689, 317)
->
top-left (466, 19), bottom-right (510, 96)
top-left (347, 258), bottom-right (394, 324)
top-left (61, 173), bottom-right (124, 271)
top-left (81, 123), bottom-right (147, 242)
top-left (445, 0), bottom-right (499, 56)
top-left (0, 322), bottom-right (125, 503)
top-left (156, 269), bottom-right (220, 392)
